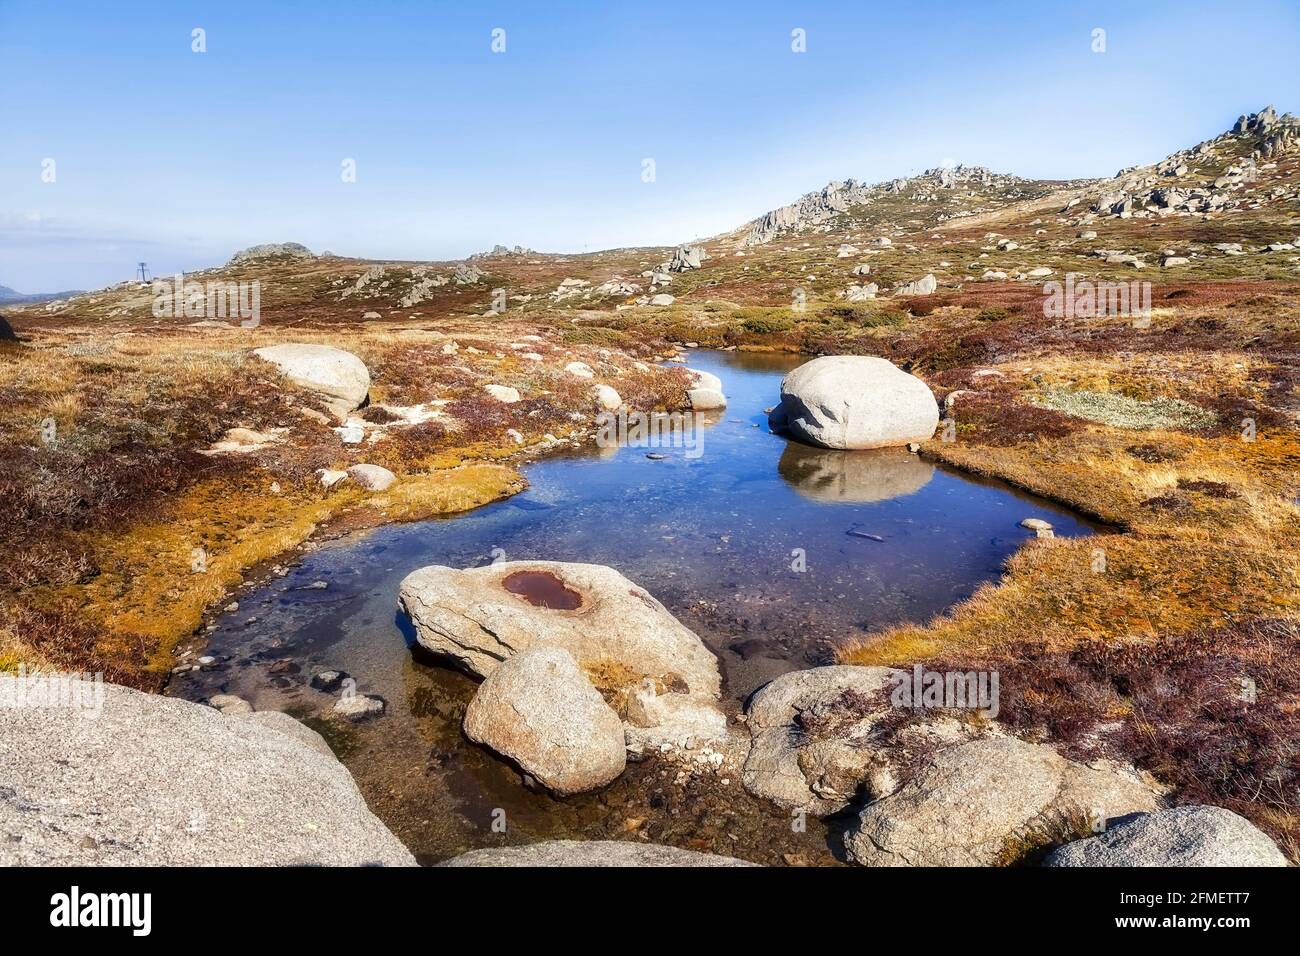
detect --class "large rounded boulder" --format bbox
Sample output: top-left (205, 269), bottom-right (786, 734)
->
top-left (769, 355), bottom-right (938, 450)
top-left (252, 343), bottom-right (370, 422)
top-left (0, 679), bottom-right (414, 866)
top-left (463, 646), bottom-right (627, 795)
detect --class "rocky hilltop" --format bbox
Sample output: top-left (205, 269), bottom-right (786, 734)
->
top-left (740, 165), bottom-right (1059, 246)
top-left (731, 105), bottom-right (1299, 251)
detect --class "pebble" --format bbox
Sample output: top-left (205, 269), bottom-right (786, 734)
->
top-left (332, 694), bottom-right (385, 721)
top-left (310, 670), bottom-right (348, 692)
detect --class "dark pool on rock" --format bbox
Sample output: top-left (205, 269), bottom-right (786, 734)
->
top-left (171, 349), bottom-right (1099, 864)
top-left (501, 570), bottom-right (584, 610)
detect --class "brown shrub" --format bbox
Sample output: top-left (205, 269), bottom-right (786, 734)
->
top-left (912, 618), bottom-right (1300, 860)
top-left (1, 601), bottom-right (156, 688)
top-left (950, 394), bottom-right (1084, 446)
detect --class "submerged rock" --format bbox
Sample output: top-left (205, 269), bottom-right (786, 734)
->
top-left (237, 710), bottom-right (335, 758)
top-left (208, 693), bottom-right (252, 715)
top-left (844, 737), bottom-right (1161, 867)
top-left (463, 646), bottom-right (626, 795)
top-left (0, 678), bottom-right (413, 866)
top-left (769, 355), bottom-right (939, 450)
top-left (252, 343), bottom-right (370, 423)
top-left (1044, 806), bottom-right (1287, 867)
top-left (439, 840), bottom-right (757, 867)
top-left (331, 693), bottom-right (385, 721)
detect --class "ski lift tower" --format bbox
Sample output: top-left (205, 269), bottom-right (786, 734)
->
top-left (136, 262), bottom-right (150, 283)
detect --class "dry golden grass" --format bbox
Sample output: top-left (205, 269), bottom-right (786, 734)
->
top-left (841, 423), bottom-right (1300, 666)
top-left (0, 313), bottom-right (683, 686)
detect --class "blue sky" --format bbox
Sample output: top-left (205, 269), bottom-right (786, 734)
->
top-left (2, 0), bottom-right (1298, 291)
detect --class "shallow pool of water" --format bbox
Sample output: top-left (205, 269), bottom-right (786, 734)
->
top-left (172, 349), bottom-right (1097, 863)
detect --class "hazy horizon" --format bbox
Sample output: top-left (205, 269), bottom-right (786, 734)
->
top-left (3, 0), bottom-right (1298, 292)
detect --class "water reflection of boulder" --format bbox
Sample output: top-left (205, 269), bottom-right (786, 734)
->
top-left (777, 442), bottom-right (934, 503)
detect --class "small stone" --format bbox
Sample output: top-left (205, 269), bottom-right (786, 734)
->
top-left (484, 384), bottom-right (521, 404)
top-left (310, 670), bottom-right (348, 692)
top-left (209, 694), bottom-right (252, 715)
top-left (332, 693), bottom-right (385, 721)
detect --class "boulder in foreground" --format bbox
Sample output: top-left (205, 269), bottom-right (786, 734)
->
top-left (742, 665), bottom-right (901, 814)
top-left (769, 355), bottom-right (939, 450)
top-left (844, 736), bottom-right (1161, 866)
top-left (463, 646), bottom-right (626, 795)
top-left (0, 679), bottom-right (413, 866)
top-left (686, 369), bottom-right (727, 410)
top-left (1044, 805), bottom-right (1287, 867)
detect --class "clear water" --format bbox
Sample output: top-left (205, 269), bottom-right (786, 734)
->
top-left (172, 349), bottom-right (1097, 864)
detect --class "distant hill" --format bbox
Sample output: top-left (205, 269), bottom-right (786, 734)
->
top-left (0, 284), bottom-right (84, 305)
